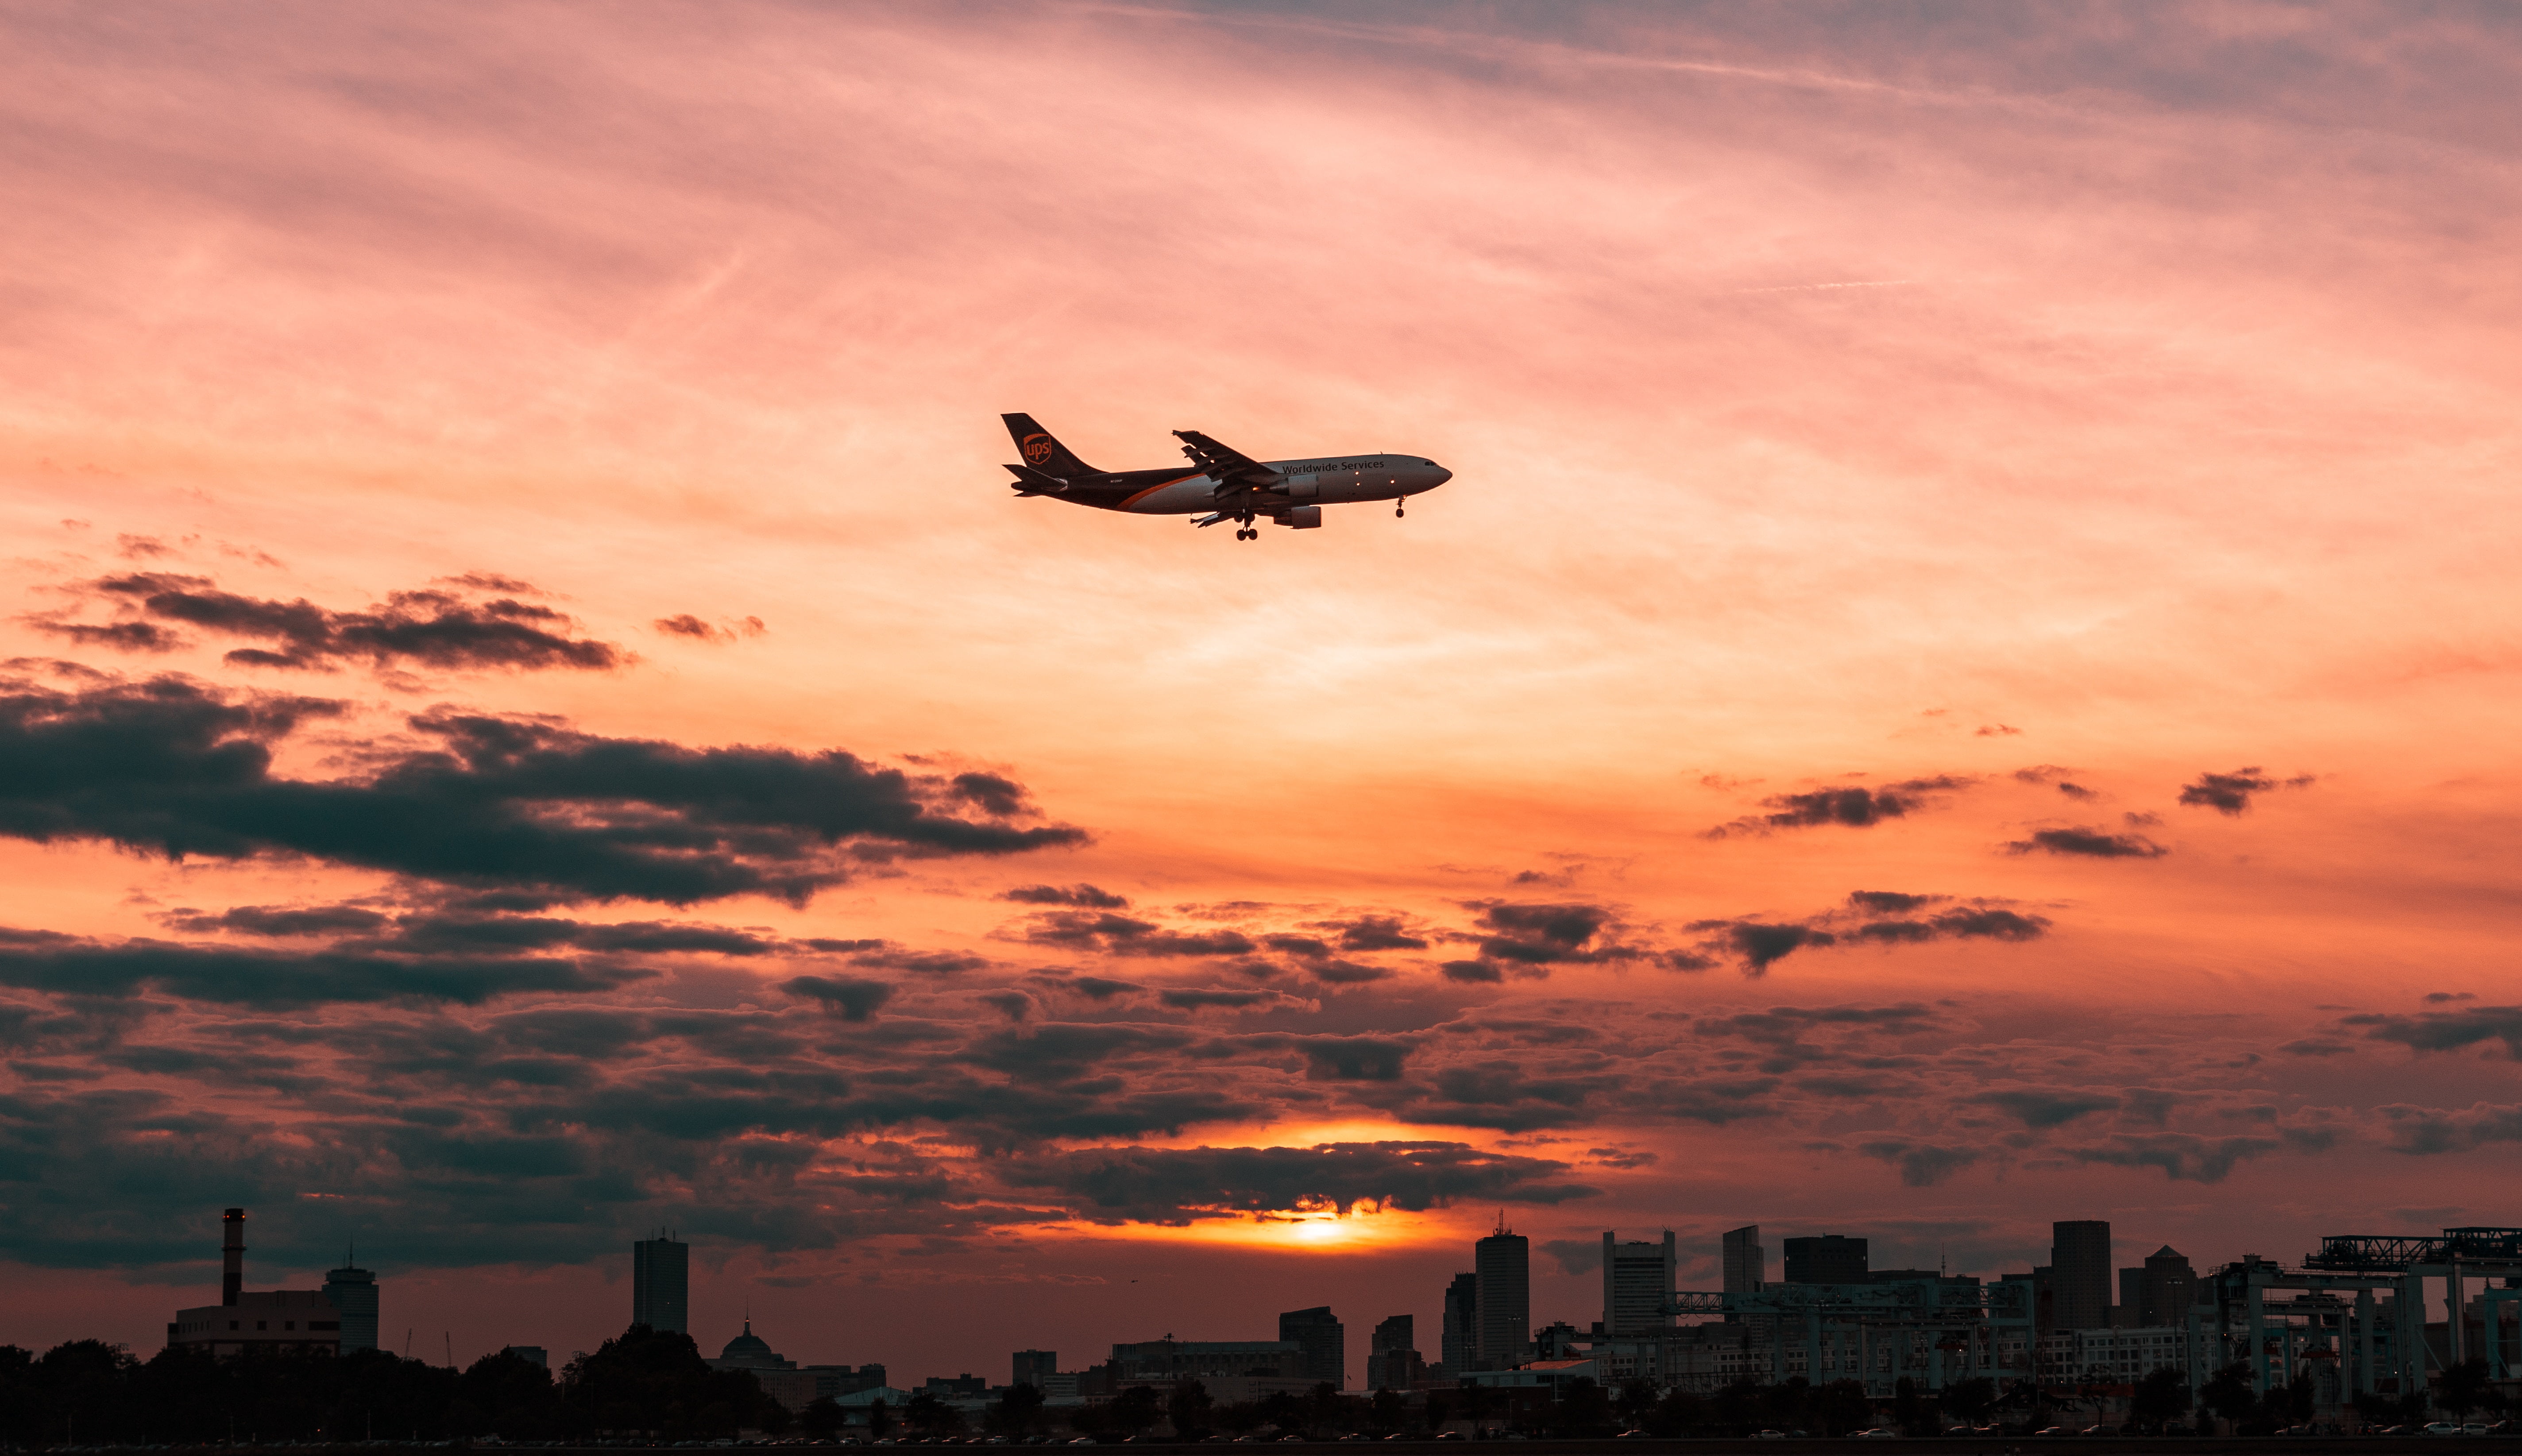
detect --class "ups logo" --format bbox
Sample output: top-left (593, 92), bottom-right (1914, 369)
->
top-left (1021, 434), bottom-right (1055, 467)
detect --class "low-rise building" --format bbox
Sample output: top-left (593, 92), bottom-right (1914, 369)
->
top-left (1107, 1338), bottom-right (1303, 1382)
top-left (168, 1290), bottom-right (344, 1357)
top-left (166, 1209), bottom-right (348, 1358)
top-left (1458, 1356), bottom-right (1599, 1392)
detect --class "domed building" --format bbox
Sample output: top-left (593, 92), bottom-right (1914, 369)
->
top-left (707, 1319), bottom-right (797, 1371)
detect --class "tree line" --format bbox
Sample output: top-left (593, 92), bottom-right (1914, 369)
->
top-left (0, 1326), bottom-right (785, 1446)
top-left (6, 1325), bottom-right (2502, 1448)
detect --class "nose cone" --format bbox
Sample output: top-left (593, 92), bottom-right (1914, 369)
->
top-left (1428, 463), bottom-right (1453, 488)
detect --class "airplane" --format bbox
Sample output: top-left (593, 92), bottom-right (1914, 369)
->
top-left (999, 413), bottom-right (1452, 541)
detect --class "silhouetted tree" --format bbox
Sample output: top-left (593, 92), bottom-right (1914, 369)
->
top-left (1216, 1398), bottom-right (1266, 1434)
top-left (2129, 1367), bottom-right (2190, 1433)
top-left (1258, 1388), bottom-right (1308, 1433)
top-left (1549, 1377), bottom-right (1615, 1437)
top-left (0, 1346), bottom-right (38, 1448)
top-left (904, 1391), bottom-right (964, 1435)
top-left (1939, 1376), bottom-right (1997, 1428)
top-left (801, 1396), bottom-right (845, 1439)
top-left (560, 1324), bottom-right (775, 1439)
top-left (456, 1347), bottom-right (556, 1438)
top-left (36, 1340), bottom-right (138, 1446)
top-left (1169, 1378), bottom-right (1215, 1439)
top-left (1369, 1386), bottom-right (1406, 1432)
top-left (2440, 1357), bottom-right (2492, 1419)
top-left (991, 1381), bottom-right (1048, 1436)
top-left (1813, 1378), bottom-right (1875, 1437)
top-left (1648, 1386), bottom-right (1708, 1437)
top-left (2200, 1361), bottom-right (2260, 1434)
top-left (1303, 1379), bottom-right (1355, 1435)
top-left (1107, 1383), bottom-right (1163, 1434)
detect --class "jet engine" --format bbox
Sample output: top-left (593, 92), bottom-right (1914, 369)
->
top-left (1275, 506), bottom-right (1323, 529)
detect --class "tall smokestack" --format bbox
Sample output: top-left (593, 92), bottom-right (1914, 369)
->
top-left (221, 1208), bottom-right (246, 1307)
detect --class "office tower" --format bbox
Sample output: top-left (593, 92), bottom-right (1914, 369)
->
top-left (1013, 1350), bottom-right (1058, 1388)
top-left (2120, 1246), bottom-right (2194, 1327)
top-left (1278, 1306), bottom-right (1345, 1386)
top-left (1370, 1315), bottom-right (1420, 1391)
top-left (323, 1257), bottom-right (379, 1351)
top-left (2051, 1220), bottom-right (2112, 1332)
top-left (1722, 1226), bottom-right (1765, 1294)
top-left (1601, 1230), bottom-right (1678, 1336)
top-left (2008, 1263), bottom-right (2056, 1332)
top-left (1474, 1220), bottom-right (1530, 1367)
top-left (1782, 1235), bottom-right (1868, 1285)
top-left (1441, 1272), bottom-right (1477, 1371)
top-left (632, 1232), bottom-right (689, 1333)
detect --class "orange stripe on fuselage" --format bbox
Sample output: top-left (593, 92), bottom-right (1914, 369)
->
top-left (1120, 474), bottom-right (1203, 509)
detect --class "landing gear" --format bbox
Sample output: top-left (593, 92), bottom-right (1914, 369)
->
top-left (1396, 494), bottom-right (1408, 519)
top-left (1236, 528), bottom-right (1257, 541)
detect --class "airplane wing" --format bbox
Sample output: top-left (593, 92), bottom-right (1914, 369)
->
top-left (1172, 430), bottom-right (1282, 491)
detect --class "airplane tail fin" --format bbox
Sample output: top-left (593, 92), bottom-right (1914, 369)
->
top-left (1001, 413), bottom-right (1098, 478)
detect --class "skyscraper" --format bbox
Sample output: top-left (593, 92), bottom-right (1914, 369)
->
top-left (2051, 1221), bottom-right (2112, 1332)
top-left (1722, 1226), bottom-right (1765, 1294)
top-left (1783, 1235), bottom-right (1868, 1285)
top-left (1278, 1306), bottom-right (1345, 1386)
top-left (1474, 1220), bottom-right (1529, 1367)
top-left (1441, 1271), bottom-right (1477, 1372)
top-left (1013, 1350), bottom-right (1058, 1388)
top-left (1600, 1229), bottom-right (1677, 1336)
top-left (633, 1232), bottom-right (689, 1333)
top-left (323, 1257), bottom-right (378, 1352)
top-left (2118, 1245), bottom-right (2194, 1327)
top-left (1370, 1315), bottom-right (1422, 1391)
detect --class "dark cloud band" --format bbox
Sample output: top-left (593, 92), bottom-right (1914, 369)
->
top-left (0, 676), bottom-right (1084, 905)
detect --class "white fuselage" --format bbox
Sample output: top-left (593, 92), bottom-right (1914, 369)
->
top-left (1119, 454), bottom-right (1452, 514)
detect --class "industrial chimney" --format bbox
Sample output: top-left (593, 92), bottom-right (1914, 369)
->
top-left (221, 1207), bottom-right (247, 1306)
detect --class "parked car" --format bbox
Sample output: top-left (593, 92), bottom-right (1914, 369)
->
top-left (1753, 1433), bottom-right (1787, 1442)
top-left (1852, 1430), bottom-right (1901, 1440)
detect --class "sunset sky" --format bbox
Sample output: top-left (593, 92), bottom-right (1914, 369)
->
top-left (4, 0), bottom-right (2521, 1387)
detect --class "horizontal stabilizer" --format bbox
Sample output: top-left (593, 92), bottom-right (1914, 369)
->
top-left (1004, 462), bottom-right (1069, 495)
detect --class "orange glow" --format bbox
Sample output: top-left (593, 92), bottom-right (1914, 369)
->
top-left (1039, 1204), bottom-right (1450, 1253)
